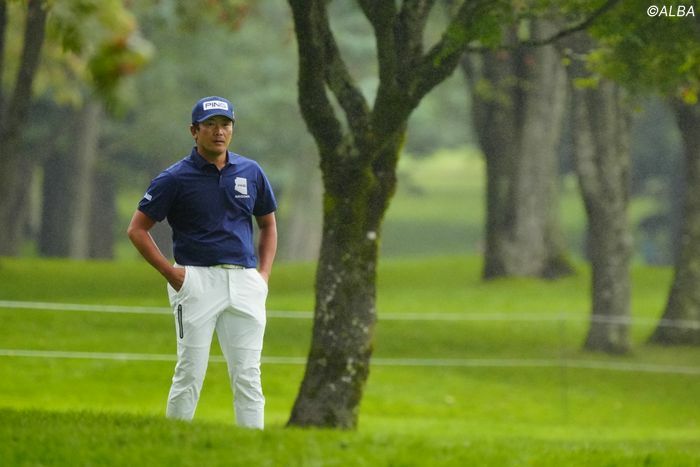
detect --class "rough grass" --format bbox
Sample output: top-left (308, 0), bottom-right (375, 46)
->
top-left (2, 408), bottom-right (699, 467)
top-left (1, 256), bottom-right (699, 465)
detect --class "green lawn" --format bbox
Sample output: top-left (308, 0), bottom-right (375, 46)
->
top-left (1, 256), bottom-right (699, 465)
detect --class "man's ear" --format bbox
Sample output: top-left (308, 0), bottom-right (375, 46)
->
top-left (190, 124), bottom-right (198, 139)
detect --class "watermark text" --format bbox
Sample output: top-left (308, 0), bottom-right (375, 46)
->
top-left (647, 5), bottom-right (696, 17)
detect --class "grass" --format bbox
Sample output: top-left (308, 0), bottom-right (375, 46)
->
top-left (5, 410), bottom-right (699, 467)
top-left (1, 256), bottom-right (700, 465)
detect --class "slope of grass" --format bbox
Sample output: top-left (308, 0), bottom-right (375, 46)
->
top-left (2, 408), bottom-right (699, 467)
top-left (1, 256), bottom-right (699, 465)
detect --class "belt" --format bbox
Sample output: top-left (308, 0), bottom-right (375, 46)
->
top-left (212, 264), bottom-right (246, 270)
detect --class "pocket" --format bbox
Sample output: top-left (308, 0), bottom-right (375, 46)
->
top-left (167, 266), bottom-right (190, 305)
top-left (251, 269), bottom-right (269, 294)
top-left (177, 266), bottom-right (191, 294)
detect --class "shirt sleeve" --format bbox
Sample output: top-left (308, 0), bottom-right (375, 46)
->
top-left (138, 170), bottom-right (178, 222)
top-left (253, 167), bottom-right (277, 217)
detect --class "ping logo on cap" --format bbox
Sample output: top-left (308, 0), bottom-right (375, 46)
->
top-left (203, 100), bottom-right (229, 111)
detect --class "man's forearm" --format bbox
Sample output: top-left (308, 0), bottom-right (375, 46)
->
top-left (128, 228), bottom-right (173, 277)
top-left (257, 224), bottom-right (277, 279)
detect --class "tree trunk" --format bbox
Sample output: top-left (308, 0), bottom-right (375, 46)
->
top-left (39, 102), bottom-right (102, 258)
top-left (0, 0), bottom-right (47, 255)
top-left (88, 164), bottom-right (116, 259)
top-left (464, 22), bottom-right (573, 280)
top-left (648, 102), bottom-right (700, 345)
top-left (289, 148), bottom-right (398, 428)
top-left (69, 100), bottom-right (102, 258)
top-left (568, 47), bottom-right (632, 353)
top-left (39, 145), bottom-right (73, 256)
top-left (286, 0), bottom-right (504, 428)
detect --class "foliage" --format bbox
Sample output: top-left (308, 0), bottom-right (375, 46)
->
top-left (578, 0), bottom-right (699, 102)
top-left (101, 2), bottom-right (313, 186)
top-left (1, 0), bottom-right (154, 108)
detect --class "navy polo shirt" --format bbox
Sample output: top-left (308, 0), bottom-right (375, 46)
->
top-left (138, 148), bottom-right (277, 268)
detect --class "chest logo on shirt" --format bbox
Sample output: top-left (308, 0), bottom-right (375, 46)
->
top-left (234, 177), bottom-right (250, 198)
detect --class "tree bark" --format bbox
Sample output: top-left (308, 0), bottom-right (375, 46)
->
top-left (648, 102), bottom-right (700, 345)
top-left (287, 141), bottom-right (398, 427)
top-left (464, 21), bottom-right (573, 280)
top-left (567, 36), bottom-right (632, 353)
top-left (39, 136), bottom-right (74, 257)
top-left (0, 0), bottom-right (47, 255)
top-left (68, 100), bottom-right (102, 258)
top-left (39, 102), bottom-right (102, 258)
top-left (286, 0), bottom-right (503, 428)
top-left (88, 164), bottom-right (116, 259)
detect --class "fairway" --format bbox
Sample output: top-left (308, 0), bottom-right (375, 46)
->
top-left (1, 257), bottom-right (700, 465)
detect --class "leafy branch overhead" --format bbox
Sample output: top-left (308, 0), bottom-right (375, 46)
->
top-left (289, 0), bottom-right (510, 161)
top-left (567, 0), bottom-right (700, 103)
top-left (3, 0), bottom-right (154, 109)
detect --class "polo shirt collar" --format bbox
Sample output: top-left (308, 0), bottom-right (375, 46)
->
top-left (188, 147), bottom-right (237, 170)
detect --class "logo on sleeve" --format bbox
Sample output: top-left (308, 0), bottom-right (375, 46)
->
top-left (143, 192), bottom-right (153, 202)
top-left (234, 177), bottom-right (250, 198)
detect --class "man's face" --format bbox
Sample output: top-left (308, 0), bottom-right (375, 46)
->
top-left (191, 115), bottom-right (234, 157)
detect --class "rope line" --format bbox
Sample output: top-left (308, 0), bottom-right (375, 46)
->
top-left (1, 348), bottom-right (699, 375)
top-left (1, 300), bottom-right (698, 328)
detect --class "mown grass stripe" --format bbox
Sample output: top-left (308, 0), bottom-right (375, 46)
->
top-left (2, 348), bottom-right (700, 375)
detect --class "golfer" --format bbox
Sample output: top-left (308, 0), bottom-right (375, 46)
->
top-left (127, 96), bottom-right (277, 429)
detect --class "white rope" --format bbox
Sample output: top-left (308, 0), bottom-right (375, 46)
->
top-left (1, 348), bottom-right (699, 375)
top-left (1, 300), bottom-right (698, 328)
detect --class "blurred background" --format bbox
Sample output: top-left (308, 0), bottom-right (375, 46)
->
top-left (1, 1), bottom-right (684, 266)
top-left (2, 2), bottom-right (700, 462)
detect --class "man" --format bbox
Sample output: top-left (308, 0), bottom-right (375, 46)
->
top-left (127, 96), bottom-right (277, 429)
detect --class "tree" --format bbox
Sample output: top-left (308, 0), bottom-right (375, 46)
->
top-left (649, 101), bottom-right (700, 345)
top-left (565, 33), bottom-right (633, 353)
top-left (39, 99), bottom-right (103, 258)
top-left (579, 0), bottom-right (700, 345)
top-left (463, 19), bottom-right (573, 279)
top-left (0, 0), bottom-right (47, 255)
top-left (285, 0), bottom-right (509, 428)
top-left (0, 0), bottom-right (152, 256)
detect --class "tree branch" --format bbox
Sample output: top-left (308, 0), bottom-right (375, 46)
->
top-left (316, 2), bottom-right (370, 137)
top-left (395, 0), bottom-right (436, 91)
top-left (4, 0), bottom-right (46, 137)
top-left (357, 0), bottom-right (410, 138)
top-left (521, 0), bottom-right (622, 47)
top-left (414, 0), bottom-right (505, 103)
top-left (358, 0), bottom-right (398, 94)
top-left (287, 0), bottom-right (343, 155)
top-left (0, 0), bottom-right (7, 118)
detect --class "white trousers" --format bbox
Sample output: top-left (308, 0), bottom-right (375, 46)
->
top-left (165, 265), bottom-right (268, 429)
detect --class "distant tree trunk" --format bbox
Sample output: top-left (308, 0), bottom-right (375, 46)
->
top-left (39, 142), bottom-right (74, 256)
top-left (88, 165), bottom-right (115, 259)
top-left (39, 102), bottom-right (102, 258)
top-left (463, 21), bottom-right (573, 280)
top-left (278, 151), bottom-right (323, 261)
top-left (286, 0), bottom-right (504, 429)
top-left (567, 35), bottom-right (632, 354)
top-left (69, 100), bottom-right (102, 258)
top-left (0, 0), bottom-right (47, 255)
top-left (648, 102), bottom-right (700, 345)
